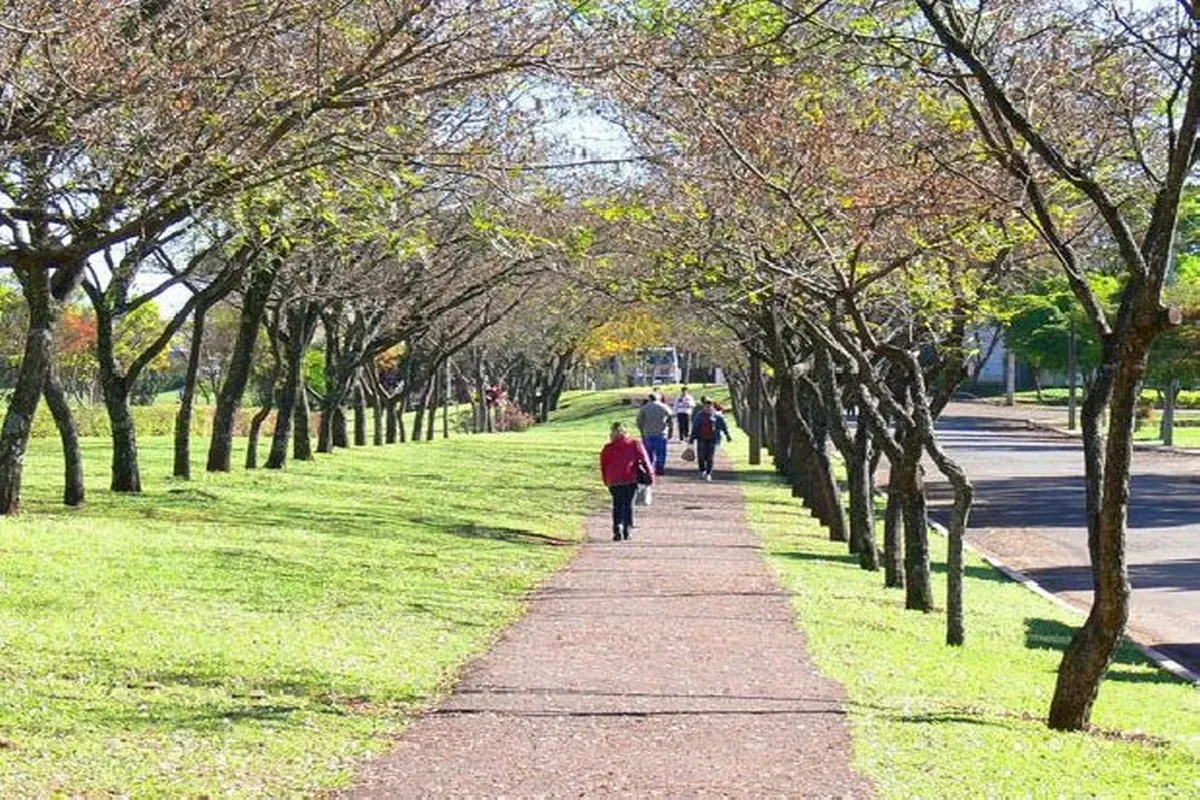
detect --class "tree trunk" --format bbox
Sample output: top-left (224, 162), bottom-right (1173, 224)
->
top-left (848, 420), bottom-right (879, 570)
top-left (924, 439), bottom-right (974, 645)
top-left (317, 401), bottom-right (334, 453)
top-left (426, 373), bottom-right (438, 441)
top-left (266, 306), bottom-right (315, 470)
top-left (1048, 329), bottom-right (1149, 730)
top-left (0, 264), bottom-right (54, 515)
top-left (353, 383), bottom-right (367, 447)
top-left (265, 356), bottom-right (300, 469)
top-left (207, 265), bottom-right (276, 473)
top-left (104, 382), bottom-right (141, 493)
top-left (443, 359), bottom-right (452, 438)
top-left (44, 372), bottom-right (85, 507)
top-left (899, 434), bottom-right (934, 612)
top-left (748, 356), bottom-right (762, 465)
top-left (333, 406), bottom-right (349, 449)
top-left (811, 418), bottom-right (849, 543)
top-left (293, 386), bottom-right (313, 461)
top-left (1005, 348), bottom-right (1016, 406)
top-left (1160, 378), bottom-right (1178, 445)
top-left (372, 388), bottom-right (384, 446)
top-left (413, 372), bottom-right (436, 442)
top-left (883, 473), bottom-right (904, 589)
top-left (773, 385), bottom-right (791, 475)
top-left (411, 382), bottom-right (428, 441)
top-left (92, 297), bottom-right (142, 493)
top-left (174, 306), bottom-right (206, 479)
top-left (1068, 323), bottom-right (1079, 431)
top-left (385, 397), bottom-right (399, 444)
top-left (245, 316), bottom-right (281, 472)
top-left (474, 357), bottom-right (488, 433)
top-left (397, 388), bottom-right (409, 443)
top-left (244, 400), bottom-right (273, 469)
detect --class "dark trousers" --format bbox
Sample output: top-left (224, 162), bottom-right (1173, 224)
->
top-left (696, 439), bottom-right (717, 475)
top-left (676, 412), bottom-right (690, 440)
top-left (609, 484), bottom-right (636, 531)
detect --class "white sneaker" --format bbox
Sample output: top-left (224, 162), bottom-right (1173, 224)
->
top-left (704, 472), bottom-right (712, 482)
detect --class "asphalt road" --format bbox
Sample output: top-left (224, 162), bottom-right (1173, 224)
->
top-left (926, 401), bottom-right (1200, 678)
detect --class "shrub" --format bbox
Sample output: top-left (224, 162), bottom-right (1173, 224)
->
top-left (496, 404), bottom-right (537, 432)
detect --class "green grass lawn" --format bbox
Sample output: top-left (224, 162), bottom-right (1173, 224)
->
top-left (730, 450), bottom-right (1200, 798)
top-left (999, 387), bottom-right (1200, 410)
top-left (1134, 424), bottom-right (1200, 448)
top-left (0, 390), bottom-right (641, 797)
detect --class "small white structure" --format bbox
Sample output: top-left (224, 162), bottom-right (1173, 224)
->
top-left (633, 346), bottom-right (681, 385)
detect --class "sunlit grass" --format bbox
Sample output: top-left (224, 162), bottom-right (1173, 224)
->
top-left (0, 392), bottom-right (634, 797)
top-left (731, 448), bottom-right (1200, 798)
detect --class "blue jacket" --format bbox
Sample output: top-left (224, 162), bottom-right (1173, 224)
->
top-left (690, 409), bottom-right (732, 443)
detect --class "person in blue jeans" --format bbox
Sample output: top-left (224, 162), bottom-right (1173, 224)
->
top-left (690, 398), bottom-right (733, 481)
top-left (636, 392), bottom-right (674, 475)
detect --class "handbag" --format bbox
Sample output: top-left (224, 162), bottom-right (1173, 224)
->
top-left (636, 458), bottom-right (653, 485)
top-left (681, 444), bottom-right (696, 463)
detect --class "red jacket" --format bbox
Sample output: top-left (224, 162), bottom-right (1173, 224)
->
top-left (600, 436), bottom-right (653, 487)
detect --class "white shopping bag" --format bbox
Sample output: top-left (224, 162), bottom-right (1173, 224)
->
top-left (635, 484), bottom-right (653, 506)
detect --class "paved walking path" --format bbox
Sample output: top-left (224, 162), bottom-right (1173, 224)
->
top-left (344, 444), bottom-right (871, 798)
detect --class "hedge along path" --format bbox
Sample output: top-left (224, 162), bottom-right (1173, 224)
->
top-left (344, 442), bottom-right (872, 798)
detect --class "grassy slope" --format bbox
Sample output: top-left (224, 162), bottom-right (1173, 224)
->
top-left (0, 390), bottom-right (639, 797)
top-left (729, 449), bottom-right (1200, 798)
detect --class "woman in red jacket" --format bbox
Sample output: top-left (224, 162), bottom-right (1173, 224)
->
top-left (600, 421), bottom-right (654, 541)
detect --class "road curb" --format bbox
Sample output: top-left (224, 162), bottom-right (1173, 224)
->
top-left (1021, 418), bottom-right (1200, 458)
top-left (927, 519), bottom-right (1200, 687)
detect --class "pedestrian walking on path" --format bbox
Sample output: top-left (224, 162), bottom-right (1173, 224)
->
top-left (342, 444), bottom-right (871, 798)
top-left (636, 391), bottom-right (674, 475)
top-left (674, 385), bottom-right (696, 441)
top-left (600, 421), bottom-right (654, 541)
top-left (690, 397), bottom-right (732, 481)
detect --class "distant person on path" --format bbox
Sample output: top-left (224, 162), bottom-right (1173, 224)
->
top-left (637, 391), bottom-right (674, 475)
top-left (600, 422), bottom-right (654, 541)
top-left (690, 398), bottom-right (733, 481)
top-left (674, 386), bottom-right (696, 441)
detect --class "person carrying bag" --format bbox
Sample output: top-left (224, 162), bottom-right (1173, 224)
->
top-left (600, 421), bottom-right (654, 540)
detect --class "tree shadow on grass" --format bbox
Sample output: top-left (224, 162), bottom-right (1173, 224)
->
top-left (102, 703), bottom-right (311, 733)
top-left (450, 525), bottom-right (575, 547)
top-left (775, 550), bottom-right (861, 568)
top-left (930, 560), bottom-right (1012, 585)
top-left (1023, 618), bottom-right (1186, 685)
top-left (732, 471), bottom-right (789, 485)
top-left (893, 711), bottom-right (1022, 728)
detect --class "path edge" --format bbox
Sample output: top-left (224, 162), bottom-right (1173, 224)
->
top-left (333, 511), bottom-right (598, 796)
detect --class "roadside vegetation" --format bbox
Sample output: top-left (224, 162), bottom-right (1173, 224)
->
top-left (731, 449), bottom-right (1200, 798)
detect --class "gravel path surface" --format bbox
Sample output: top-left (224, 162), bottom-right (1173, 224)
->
top-left (343, 443), bottom-right (872, 798)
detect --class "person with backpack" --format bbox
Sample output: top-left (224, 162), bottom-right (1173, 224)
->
top-left (689, 398), bottom-right (733, 481)
top-left (600, 422), bottom-right (654, 540)
top-left (636, 391), bottom-right (674, 475)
